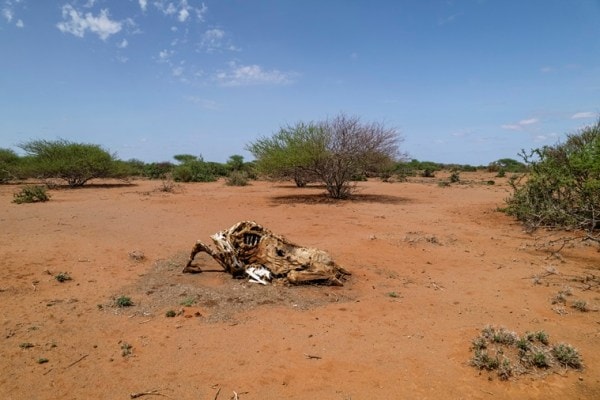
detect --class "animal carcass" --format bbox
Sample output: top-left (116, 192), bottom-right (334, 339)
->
top-left (183, 221), bottom-right (350, 286)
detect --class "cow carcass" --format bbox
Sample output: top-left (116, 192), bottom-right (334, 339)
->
top-left (183, 221), bottom-right (350, 286)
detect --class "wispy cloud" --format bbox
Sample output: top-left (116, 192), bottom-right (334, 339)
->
top-left (153, 0), bottom-right (207, 22)
top-left (215, 62), bottom-right (296, 87)
top-left (2, 0), bottom-right (25, 25)
top-left (571, 111), bottom-right (596, 119)
top-left (158, 49), bottom-right (173, 61)
top-left (139, 0), bottom-right (148, 12)
top-left (199, 28), bottom-right (239, 52)
top-left (57, 4), bottom-right (122, 40)
top-left (501, 117), bottom-right (539, 131)
top-left (2, 6), bottom-right (12, 22)
top-left (117, 38), bottom-right (128, 48)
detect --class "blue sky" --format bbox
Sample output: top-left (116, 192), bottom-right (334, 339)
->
top-left (1, 0), bottom-right (599, 165)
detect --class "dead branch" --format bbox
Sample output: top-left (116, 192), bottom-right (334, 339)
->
top-left (304, 353), bottom-right (322, 360)
top-left (129, 389), bottom-right (172, 399)
top-left (65, 354), bottom-right (88, 369)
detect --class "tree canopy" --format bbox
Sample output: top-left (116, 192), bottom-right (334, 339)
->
top-left (248, 113), bottom-right (402, 198)
top-left (18, 139), bottom-right (120, 187)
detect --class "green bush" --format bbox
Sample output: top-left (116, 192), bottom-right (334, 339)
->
top-left (143, 162), bottom-right (175, 179)
top-left (226, 171), bottom-right (249, 186)
top-left (13, 185), bottom-right (50, 204)
top-left (18, 139), bottom-right (120, 187)
top-left (172, 160), bottom-right (217, 182)
top-left (505, 120), bottom-right (600, 238)
top-left (0, 148), bottom-right (20, 183)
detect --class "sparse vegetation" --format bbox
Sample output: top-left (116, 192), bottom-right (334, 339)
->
top-left (54, 272), bottom-right (72, 282)
top-left (37, 358), bottom-right (49, 364)
top-left (470, 326), bottom-right (583, 380)
top-left (12, 185), bottom-right (51, 204)
top-left (449, 171), bottom-right (460, 183)
top-left (121, 342), bottom-right (132, 357)
top-left (19, 342), bottom-right (34, 349)
top-left (180, 297), bottom-right (197, 307)
top-left (115, 296), bottom-right (133, 308)
top-left (552, 343), bottom-right (583, 369)
top-left (165, 310), bottom-right (177, 318)
top-left (571, 300), bottom-right (589, 312)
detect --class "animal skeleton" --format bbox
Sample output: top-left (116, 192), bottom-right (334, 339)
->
top-left (183, 221), bottom-right (350, 285)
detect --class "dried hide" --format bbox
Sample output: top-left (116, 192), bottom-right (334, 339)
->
top-left (183, 221), bottom-right (350, 286)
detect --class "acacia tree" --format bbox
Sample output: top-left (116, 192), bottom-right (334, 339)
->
top-left (19, 139), bottom-right (120, 187)
top-left (248, 114), bottom-right (402, 198)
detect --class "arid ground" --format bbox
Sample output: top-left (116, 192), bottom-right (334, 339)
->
top-left (1, 173), bottom-right (598, 399)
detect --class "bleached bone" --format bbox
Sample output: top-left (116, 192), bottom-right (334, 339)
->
top-left (183, 221), bottom-right (350, 286)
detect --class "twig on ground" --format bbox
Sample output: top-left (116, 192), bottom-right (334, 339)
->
top-left (65, 354), bottom-right (88, 369)
top-left (304, 353), bottom-right (322, 360)
top-left (213, 387), bottom-right (221, 400)
top-left (129, 388), bottom-right (172, 399)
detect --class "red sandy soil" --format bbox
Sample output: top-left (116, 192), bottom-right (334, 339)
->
top-left (1, 173), bottom-right (599, 399)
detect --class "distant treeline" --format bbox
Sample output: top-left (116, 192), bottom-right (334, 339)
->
top-left (0, 138), bottom-right (526, 187)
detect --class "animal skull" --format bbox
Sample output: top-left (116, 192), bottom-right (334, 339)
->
top-left (183, 221), bottom-right (350, 286)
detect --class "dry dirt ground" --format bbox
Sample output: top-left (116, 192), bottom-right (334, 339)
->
top-left (1, 173), bottom-right (599, 400)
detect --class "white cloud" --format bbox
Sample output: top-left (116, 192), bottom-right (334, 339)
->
top-left (172, 66), bottom-right (184, 77)
top-left (571, 111), bottom-right (595, 119)
top-left (2, 6), bottom-right (13, 22)
top-left (178, 7), bottom-right (189, 22)
top-left (83, 0), bottom-right (97, 8)
top-left (540, 66), bottom-right (554, 73)
top-left (153, 0), bottom-right (207, 22)
top-left (501, 124), bottom-right (522, 131)
top-left (199, 29), bottom-right (240, 52)
top-left (139, 0), bottom-right (148, 12)
top-left (158, 49), bottom-right (173, 60)
top-left (518, 118), bottom-right (538, 125)
top-left (57, 5), bottom-right (122, 41)
top-left (502, 117), bottom-right (539, 131)
top-left (2, 0), bottom-right (27, 26)
top-left (215, 62), bottom-right (295, 87)
top-left (117, 39), bottom-right (128, 48)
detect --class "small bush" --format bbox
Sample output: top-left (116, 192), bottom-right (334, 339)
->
top-left (13, 185), bottom-right (50, 204)
top-left (121, 342), bottom-right (132, 356)
top-left (226, 171), bottom-right (249, 186)
top-left (37, 358), bottom-right (49, 364)
top-left (422, 169), bottom-right (435, 178)
top-left (115, 296), bottom-right (133, 308)
top-left (531, 351), bottom-right (550, 368)
top-left (571, 300), bottom-right (589, 312)
top-left (180, 297), bottom-right (197, 307)
top-left (471, 350), bottom-right (499, 370)
top-left (449, 171), bottom-right (460, 183)
top-left (165, 310), bottom-right (177, 318)
top-left (552, 343), bottom-right (583, 369)
top-left (19, 342), bottom-right (34, 349)
top-left (54, 272), bottom-right (72, 282)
